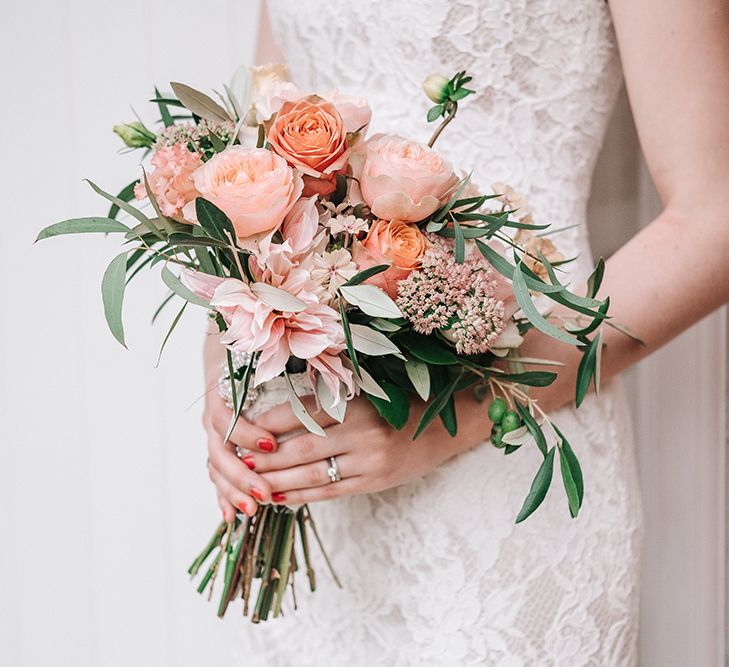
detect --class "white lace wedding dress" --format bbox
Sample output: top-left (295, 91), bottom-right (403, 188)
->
top-left (233, 1), bottom-right (643, 664)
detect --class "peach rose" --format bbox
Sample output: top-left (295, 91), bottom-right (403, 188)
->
top-left (359, 134), bottom-right (458, 223)
top-left (353, 219), bottom-right (429, 297)
top-left (267, 96), bottom-right (350, 182)
top-left (182, 146), bottom-right (303, 240)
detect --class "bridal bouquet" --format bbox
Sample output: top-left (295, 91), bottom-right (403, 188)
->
top-left (37, 66), bottom-right (632, 622)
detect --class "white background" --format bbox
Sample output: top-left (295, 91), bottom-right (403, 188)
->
top-left (0, 2), bottom-right (725, 665)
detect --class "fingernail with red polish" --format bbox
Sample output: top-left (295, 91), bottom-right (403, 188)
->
top-left (272, 492), bottom-right (286, 503)
top-left (250, 488), bottom-right (265, 502)
top-left (257, 438), bottom-right (275, 452)
top-left (237, 501), bottom-right (248, 515)
top-left (242, 455), bottom-right (255, 470)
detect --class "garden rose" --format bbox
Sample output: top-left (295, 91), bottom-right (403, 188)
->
top-left (354, 218), bottom-right (429, 297)
top-left (134, 143), bottom-right (201, 221)
top-left (359, 134), bottom-right (458, 222)
top-left (182, 146), bottom-right (302, 240)
top-left (267, 96), bottom-right (350, 196)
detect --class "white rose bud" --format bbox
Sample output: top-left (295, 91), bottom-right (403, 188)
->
top-left (422, 74), bottom-right (449, 103)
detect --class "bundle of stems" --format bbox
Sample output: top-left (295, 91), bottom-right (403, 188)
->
top-left (189, 504), bottom-right (341, 622)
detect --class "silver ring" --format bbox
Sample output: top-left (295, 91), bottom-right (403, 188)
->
top-left (326, 456), bottom-right (341, 483)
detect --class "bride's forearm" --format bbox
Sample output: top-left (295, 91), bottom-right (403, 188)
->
top-left (523, 203), bottom-right (729, 414)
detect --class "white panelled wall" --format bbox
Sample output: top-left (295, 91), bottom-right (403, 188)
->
top-left (0, 2), bottom-right (725, 666)
top-left (0, 2), bottom-right (260, 665)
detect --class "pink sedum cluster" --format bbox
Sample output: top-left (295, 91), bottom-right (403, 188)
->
top-left (396, 236), bottom-right (507, 356)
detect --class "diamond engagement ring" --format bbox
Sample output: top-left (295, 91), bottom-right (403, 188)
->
top-left (326, 456), bottom-right (341, 483)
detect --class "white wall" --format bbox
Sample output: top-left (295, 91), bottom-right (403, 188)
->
top-left (0, 2), bottom-right (259, 665)
top-left (0, 2), bottom-right (725, 666)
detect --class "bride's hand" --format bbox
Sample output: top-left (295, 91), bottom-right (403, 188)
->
top-left (203, 389), bottom-right (282, 521)
top-left (246, 390), bottom-right (492, 504)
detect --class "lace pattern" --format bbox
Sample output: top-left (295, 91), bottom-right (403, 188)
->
top-left (230, 1), bottom-right (642, 664)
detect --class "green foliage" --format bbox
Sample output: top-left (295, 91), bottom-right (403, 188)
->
top-left (515, 447), bottom-right (555, 523)
top-left (101, 252), bottom-right (129, 347)
top-left (365, 381), bottom-right (410, 430)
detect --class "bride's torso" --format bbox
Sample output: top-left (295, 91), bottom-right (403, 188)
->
top-left (240, 5), bottom-right (642, 665)
top-left (268, 0), bottom-right (623, 280)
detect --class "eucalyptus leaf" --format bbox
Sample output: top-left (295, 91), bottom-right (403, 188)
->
top-left (515, 447), bottom-right (555, 523)
top-left (250, 283), bottom-right (307, 312)
top-left (350, 364), bottom-right (389, 401)
top-left (587, 257), bottom-right (605, 298)
top-left (512, 266), bottom-right (579, 346)
top-left (285, 372), bottom-right (326, 436)
top-left (350, 324), bottom-right (404, 358)
top-left (170, 82), bottom-right (231, 123)
top-left (101, 252), bottom-right (129, 347)
top-left (108, 180), bottom-right (140, 219)
top-left (405, 358), bottom-right (430, 400)
top-left (86, 180), bottom-right (163, 240)
top-left (36, 217), bottom-right (129, 241)
top-left (155, 301), bottom-right (187, 367)
top-left (161, 266), bottom-right (211, 308)
top-left (154, 86), bottom-right (174, 127)
top-left (316, 374), bottom-right (346, 423)
top-left (453, 219), bottom-right (465, 263)
top-left (339, 284), bottom-right (402, 318)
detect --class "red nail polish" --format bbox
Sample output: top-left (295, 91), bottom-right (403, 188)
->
top-left (250, 488), bottom-right (265, 502)
top-left (257, 438), bottom-right (275, 452)
top-left (272, 492), bottom-right (287, 503)
top-left (242, 455), bottom-right (255, 470)
top-left (237, 501), bottom-right (248, 514)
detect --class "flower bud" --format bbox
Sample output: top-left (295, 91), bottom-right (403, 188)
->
top-left (422, 74), bottom-right (449, 103)
top-left (113, 121), bottom-right (155, 148)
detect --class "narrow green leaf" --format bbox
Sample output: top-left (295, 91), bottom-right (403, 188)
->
top-left (338, 299), bottom-right (360, 375)
top-left (154, 86), bottom-right (174, 127)
top-left (151, 291), bottom-right (175, 324)
top-left (453, 219), bottom-right (465, 263)
top-left (285, 372), bottom-right (326, 436)
top-left (36, 217), bottom-right (130, 241)
top-left (170, 82), bottom-right (231, 123)
top-left (108, 180), bottom-right (140, 220)
top-left (350, 324), bottom-right (404, 358)
top-left (575, 331), bottom-right (601, 407)
top-left (559, 444), bottom-right (581, 518)
top-left (515, 400), bottom-right (548, 457)
top-left (587, 257), bottom-right (605, 298)
top-left (554, 424), bottom-right (584, 506)
top-left (413, 372), bottom-right (463, 439)
top-left (86, 180), bottom-right (163, 240)
top-left (161, 266), bottom-right (210, 308)
top-left (343, 264), bottom-right (390, 286)
top-left (155, 301), bottom-right (187, 366)
top-left (495, 371), bottom-right (557, 387)
top-left (515, 447), bottom-right (556, 523)
top-left (405, 358), bottom-right (430, 400)
top-left (101, 252), bottom-right (129, 347)
top-left (512, 266), bottom-right (579, 346)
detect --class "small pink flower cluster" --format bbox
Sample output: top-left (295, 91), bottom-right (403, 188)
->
top-left (396, 236), bottom-right (506, 355)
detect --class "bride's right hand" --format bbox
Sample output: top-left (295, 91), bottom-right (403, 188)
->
top-left (203, 386), bottom-right (281, 523)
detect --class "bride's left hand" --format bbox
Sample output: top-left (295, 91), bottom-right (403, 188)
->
top-left (246, 390), bottom-right (491, 504)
